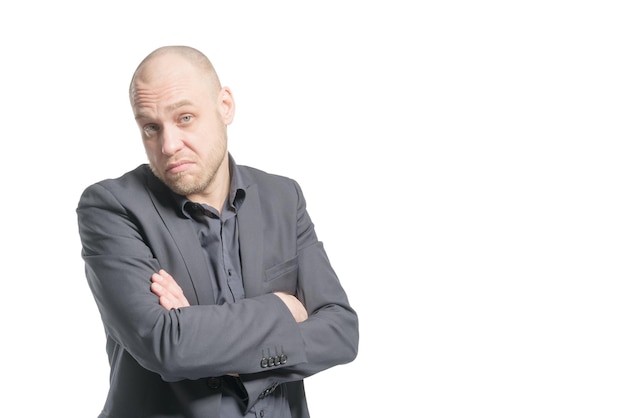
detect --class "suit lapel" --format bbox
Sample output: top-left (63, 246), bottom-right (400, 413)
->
top-left (146, 173), bottom-right (216, 305)
top-left (161, 215), bottom-right (216, 305)
top-left (238, 183), bottom-right (265, 298)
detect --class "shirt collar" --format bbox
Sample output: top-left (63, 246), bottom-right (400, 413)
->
top-left (175, 153), bottom-right (246, 219)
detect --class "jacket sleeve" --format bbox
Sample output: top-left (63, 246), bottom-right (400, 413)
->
top-left (77, 181), bottom-right (308, 382)
top-left (286, 180), bottom-right (359, 374)
top-left (237, 179), bottom-right (359, 411)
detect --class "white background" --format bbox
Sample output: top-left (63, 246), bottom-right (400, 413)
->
top-left (2, 1), bottom-right (625, 417)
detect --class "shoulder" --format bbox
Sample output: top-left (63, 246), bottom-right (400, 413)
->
top-left (238, 164), bottom-right (299, 190)
top-left (238, 164), bottom-right (304, 200)
top-left (77, 164), bottom-right (157, 206)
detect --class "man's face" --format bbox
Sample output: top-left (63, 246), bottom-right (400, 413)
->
top-left (131, 56), bottom-right (233, 198)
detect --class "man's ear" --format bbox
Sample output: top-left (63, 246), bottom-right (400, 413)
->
top-left (219, 86), bottom-right (235, 125)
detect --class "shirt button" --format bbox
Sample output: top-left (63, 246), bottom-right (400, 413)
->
top-left (259, 410), bottom-right (265, 417)
top-left (206, 377), bottom-right (221, 389)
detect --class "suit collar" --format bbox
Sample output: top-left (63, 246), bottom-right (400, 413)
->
top-left (237, 182), bottom-right (264, 298)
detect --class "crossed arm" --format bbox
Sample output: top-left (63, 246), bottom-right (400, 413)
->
top-left (151, 269), bottom-right (309, 323)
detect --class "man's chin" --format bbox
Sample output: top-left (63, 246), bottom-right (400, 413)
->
top-left (166, 178), bottom-right (200, 196)
top-left (150, 165), bottom-right (205, 196)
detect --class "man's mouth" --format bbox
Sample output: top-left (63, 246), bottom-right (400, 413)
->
top-left (166, 160), bottom-right (194, 174)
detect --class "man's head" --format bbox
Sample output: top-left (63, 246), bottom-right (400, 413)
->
top-left (129, 46), bottom-right (235, 202)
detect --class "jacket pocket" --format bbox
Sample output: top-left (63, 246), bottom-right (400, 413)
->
top-left (264, 257), bottom-right (298, 294)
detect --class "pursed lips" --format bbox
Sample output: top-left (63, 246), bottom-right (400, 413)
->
top-left (166, 160), bottom-right (194, 174)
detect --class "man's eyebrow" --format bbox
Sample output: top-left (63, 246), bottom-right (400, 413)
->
top-left (134, 112), bottom-right (151, 121)
top-left (134, 100), bottom-right (194, 121)
top-left (166, 100), bottom-right (194, 112)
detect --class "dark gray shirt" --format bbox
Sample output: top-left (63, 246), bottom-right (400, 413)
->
top-left (182, 185), bottom-right (246, 305)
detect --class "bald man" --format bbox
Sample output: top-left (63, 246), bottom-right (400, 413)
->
top-left (76, 46), bottom-right (358, 417)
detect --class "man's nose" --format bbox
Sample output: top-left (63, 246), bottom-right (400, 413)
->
top-left (161, 126), bottom-right (184, 156)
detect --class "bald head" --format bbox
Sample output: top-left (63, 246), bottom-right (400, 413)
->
top-left (129, 46), bottom-right (222, 101)
top-left (128, 45), bottom-right (236, 202)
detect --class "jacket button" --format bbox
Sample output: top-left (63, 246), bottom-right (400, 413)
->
top-left (206, 377), bottom-right (221, 389)
top-left (280, 354), bottom-right (288, 364)
top-left (260, 357), bottom-right (269, 368)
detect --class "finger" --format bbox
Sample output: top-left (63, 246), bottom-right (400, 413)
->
top-left (151, 281), bottom-right (167, 298)
top-left (153, 271), bottom-right (177, 292)
top-left (152, 270), bottom-right (190, 308)
top-left (159, 295), bottom-right (174, 310)
top-left (151, 272), bottom-right (165, 285)
top-left (151, 282), bottom-right (175, 309)
top-left (156, 270), bottom-right (182, 293)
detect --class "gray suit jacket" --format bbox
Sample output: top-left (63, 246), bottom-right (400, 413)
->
top-left (76, 163), bottom-right (359, 417)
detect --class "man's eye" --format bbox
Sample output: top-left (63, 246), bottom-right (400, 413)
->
top-left (181, 115), bottom-right (192, 123)
top-left (143, 124), bottom-right (159, 136)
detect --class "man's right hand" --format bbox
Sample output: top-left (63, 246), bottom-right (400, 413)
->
top-left (273, 292), bottom-right (308, 323)
top-left (151, 269), bottom-right (190, 310)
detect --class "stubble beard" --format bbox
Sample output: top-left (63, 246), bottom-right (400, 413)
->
top-left (149, 164), bottom-right (213, 197)
top-left (150, 149), bottom-right (226, 197)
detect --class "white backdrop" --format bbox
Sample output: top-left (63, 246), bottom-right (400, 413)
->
top-left (2, 1), bottom-right (625, 417)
